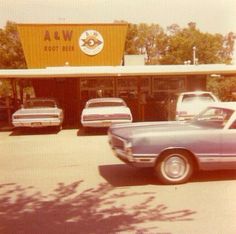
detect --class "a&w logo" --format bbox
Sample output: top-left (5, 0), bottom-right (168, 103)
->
top-left (79, 30), bottom-right (104, 56)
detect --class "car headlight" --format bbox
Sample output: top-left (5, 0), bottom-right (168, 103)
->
top-left (124, 141), bottom-right (133, 160)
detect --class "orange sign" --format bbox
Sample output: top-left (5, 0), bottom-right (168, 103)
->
top-left (17, 24), bottom-right (128, 68)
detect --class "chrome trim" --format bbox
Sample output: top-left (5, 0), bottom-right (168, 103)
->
top-left (111, 135), bottom-right (134, 162)
top-left (111, 134), bottom-right (127, 144)
top-left (199, 156), bottom-right (236, 163)
top-left (133, 153), bottom-right (157, 157)
top-left (133, 157), bottom-right (156, 163)
top-left (114, 148), bottom-right (134, 162)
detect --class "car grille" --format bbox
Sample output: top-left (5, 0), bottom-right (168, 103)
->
top-left (110, 135), bottom-right (125, 150)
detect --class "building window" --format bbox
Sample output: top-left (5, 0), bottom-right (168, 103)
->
top-left (80, 77), bottom-right (114, 100)
top-left (116, 77), bottom-right (151, 99)
top-left (152, 77), bottom-right (185, 92)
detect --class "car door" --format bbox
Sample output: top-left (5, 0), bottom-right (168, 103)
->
top-left (220, 120), bottom-right (236, 169)
top-left (194, 130), bottom-right (221, 165)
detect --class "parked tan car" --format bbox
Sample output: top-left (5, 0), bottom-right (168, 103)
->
top-left (12, 98), bottom-right (64, 130)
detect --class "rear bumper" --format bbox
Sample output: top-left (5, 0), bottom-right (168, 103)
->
top-left (82, 119), bottom-right (132, 128)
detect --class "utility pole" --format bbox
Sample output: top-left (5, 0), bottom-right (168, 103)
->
top-left (193, 46), bottom-right (196, 65)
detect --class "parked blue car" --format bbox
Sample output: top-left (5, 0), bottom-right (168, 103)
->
top-left (108, 102), bottom-right (236, 184)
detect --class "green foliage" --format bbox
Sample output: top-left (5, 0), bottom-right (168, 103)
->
top-left (0, 80), bottom-right (12, 97)
top-left (207, 76), bottom-right (236, 101)
top-left (0, 21), bottom-right (26, 69)
top-left (125, 23), bottom-right (167, 64)
top-left (125, 22), bottom-right (235, 65)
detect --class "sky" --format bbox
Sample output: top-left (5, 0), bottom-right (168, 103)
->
top-left (0, 0), bottom-right (236, 35)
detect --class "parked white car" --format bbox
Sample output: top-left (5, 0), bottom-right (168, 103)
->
top-left (81, 97), bottom-right (133, 128)
top-left (176, 91), bottom-right (219, 121)
top-left (12, 98), bottom-right (64, 130)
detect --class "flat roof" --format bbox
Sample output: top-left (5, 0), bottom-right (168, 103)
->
top-left (0, 64), bottom-right (236, 79)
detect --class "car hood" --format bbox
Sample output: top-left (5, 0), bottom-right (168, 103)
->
top-left (13, 108), bottom-right (61, 115)
top-left (82, 106), bottom-right (131, 115)
top-left (109, 121), bottom-right (206, 140)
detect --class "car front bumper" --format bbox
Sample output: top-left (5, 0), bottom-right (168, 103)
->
top-left (112, 148), bottom-right (155, 167)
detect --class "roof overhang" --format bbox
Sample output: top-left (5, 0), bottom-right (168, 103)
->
top-left (0, 64), bottom-right (236, 79)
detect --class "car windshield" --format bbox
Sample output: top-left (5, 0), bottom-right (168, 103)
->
top-left (192, 107), bottom-right (234, 129)
top-left (182, 94), bottom-right (215, 103)
top-left (87, 101), bottom-right (125, 108)
top-left (24, 99), bottom-right (56, 108)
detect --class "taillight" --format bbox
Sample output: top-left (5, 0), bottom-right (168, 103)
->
top-left (83, 114), bottom-right (101, 121)
top-left (113, 114), bottom-right (131, 120)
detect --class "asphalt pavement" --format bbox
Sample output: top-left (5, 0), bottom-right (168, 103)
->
top-left (0, 128), bottom-right (236, 234)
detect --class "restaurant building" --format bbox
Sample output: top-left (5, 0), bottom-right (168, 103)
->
top-left (1, 23), bottom-right (236, 126)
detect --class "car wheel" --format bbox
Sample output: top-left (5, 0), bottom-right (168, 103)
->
top-left (154, 151), bottom-right (193, 185)
top-left (54, 125), bottom-right (62, 131)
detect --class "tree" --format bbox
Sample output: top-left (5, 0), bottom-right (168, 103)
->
top-left (160, 22), bottom-right (232, 65)
top-left (125, 22), bottom-right (235, 65)
top-left (220, 32), bottom-right (236, 64)
top-left (125, 23), bottom-right (168, 64)
top-left (0, 79), bottom-right (11, 97)
top-left (207, 76), bottom-right (236, 101)
top-left (0, 21), bottom-right (26, 69)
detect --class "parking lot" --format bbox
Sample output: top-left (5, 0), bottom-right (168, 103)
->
top-left (1, 128), bottom-right (236, 234)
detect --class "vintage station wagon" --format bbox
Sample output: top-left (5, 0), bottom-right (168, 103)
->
top-left (108, 102), bottom-right (236, 184)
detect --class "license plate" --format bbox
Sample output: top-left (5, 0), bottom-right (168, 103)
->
top-left (102, 121), bottom-right (111, 126)
top-left (31, 122), bottom-right (42, 127)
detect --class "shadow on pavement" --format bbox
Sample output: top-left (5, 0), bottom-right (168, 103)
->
top-left (77, 127), bottom-right (108, 136)
top-left (99, 164), bottom-right (158, 186)
top-left (0, 182), bottom-right (196, 234)
top-left (99, 164), bottom-right (236, 186)
top-left (10, 127), bottom-right (61, 136)
top-left (0, 121), bottom-right (13, 132)
top-left (192, 169), bottom-right (236, 183)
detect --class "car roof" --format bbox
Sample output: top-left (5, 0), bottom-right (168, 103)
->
top-left (207, 102), bottom-right (236, 110)
top-left (86, 97), bottom-right (125, 104)
top-left (180, 91), bottom-right (213, 96)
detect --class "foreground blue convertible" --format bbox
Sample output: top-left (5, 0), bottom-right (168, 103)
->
top-left (108, 102), bottom-right (236, 184)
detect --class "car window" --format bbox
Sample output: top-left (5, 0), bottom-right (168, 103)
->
top-left (182, 94), bottom-right (215, 103)
top-left (193, 107), bottom-right (234, 129)
top-left (87, 101), bottom-right (126, 108)
top-left (24, 100), bottom-right (56, 108)
top-left (229, 120), bottom-right (236, 129)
